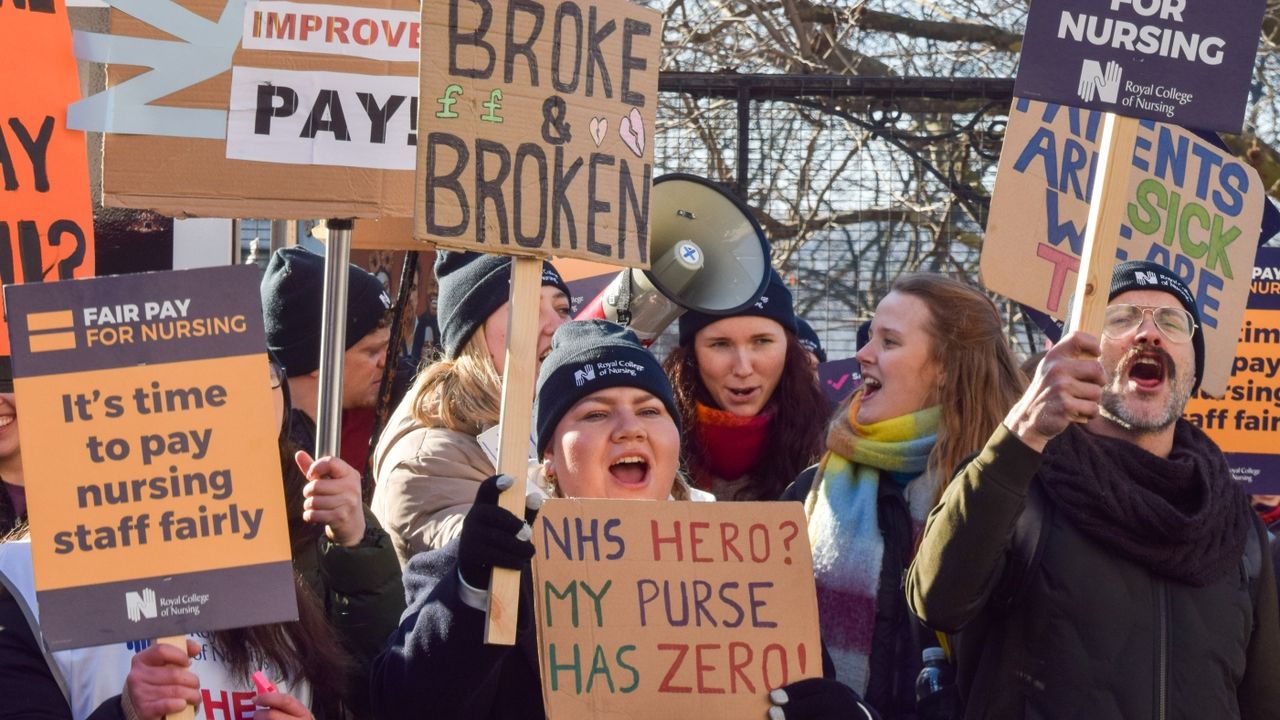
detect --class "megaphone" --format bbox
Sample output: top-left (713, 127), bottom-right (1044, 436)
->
top-left (577, 173), bottom-right (771, 344)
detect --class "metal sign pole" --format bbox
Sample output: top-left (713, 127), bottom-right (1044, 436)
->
top-left (315, 218), bottom-right (353, 459)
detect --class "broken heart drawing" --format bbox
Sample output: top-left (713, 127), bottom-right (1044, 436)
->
top-left (618, 107), bottom-right (645, 158)
top-left (589, 116), bottom-right (608, 147)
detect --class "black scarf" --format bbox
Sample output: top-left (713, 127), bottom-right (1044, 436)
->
top-left (1037, 420), bottom-right (1251, 587)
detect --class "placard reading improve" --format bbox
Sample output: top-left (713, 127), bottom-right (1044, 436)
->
top-left (5, 266), bottom-right (295, 650)
top-left (1, 0), bottom-right (95, 366)
top-left (1184, 246), bottom-right (1280, 493)
top-left (532, 499), bottom-right (822, 719)
top-left (415, 0), bottom-right (661, 266)
top-left (982, 98), bottom-right (1264, 397)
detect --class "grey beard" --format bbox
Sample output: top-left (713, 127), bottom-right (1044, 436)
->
top-left (1098, 357), bottom-right (1190, 435)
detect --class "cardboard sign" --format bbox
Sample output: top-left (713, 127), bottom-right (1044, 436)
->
top-left (982, 98), bottom-right (1264, 397)
top-left (532, 499), bottom-right (822, 719)
top-left (0, 0), bottom-right (95, 365)
top-left (414, 0), bottom-right (661, 267)
top-left (1183, 247), bottom-right (1280, 493)
top-left (5, 266), bottom-right (295, 650)
top-left (1015, 0), bottom-right (1265, 132)
top-left (72, 0), bottom-right (420, 219)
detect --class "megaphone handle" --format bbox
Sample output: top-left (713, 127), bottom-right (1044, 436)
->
top-left (615, 269), bottom-right (633, 325)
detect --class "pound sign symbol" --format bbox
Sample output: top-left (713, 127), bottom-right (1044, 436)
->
top-left (436, 84), bottom-right (463, 119)
top-left (481, 89), bottom-right (505, 123)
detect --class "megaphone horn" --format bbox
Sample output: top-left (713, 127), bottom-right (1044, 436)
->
top-left (576, 174), bottom-right (771, 345)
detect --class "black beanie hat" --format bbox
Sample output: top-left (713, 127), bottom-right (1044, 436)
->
top-left (678, 269), bottom-right (798, 346)
top-left (261, 247), bottom-right (391, 377)
top-left (795, 317), bottom-right (827, 363)
top-left (435, 251), bottom-right (571, 359)
top-left (1108, 260), bottom-right (1205, 393)
top-left (534, 320), bottom-right (679, 456)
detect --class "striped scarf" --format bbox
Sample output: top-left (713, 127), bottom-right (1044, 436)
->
top-left (803, 393), bottom-right (940, 693)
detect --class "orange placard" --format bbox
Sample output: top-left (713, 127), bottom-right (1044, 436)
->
top-left (0, 0), bottom-right (95, 358)
top-left (532, 499), bottom-right (822, 719)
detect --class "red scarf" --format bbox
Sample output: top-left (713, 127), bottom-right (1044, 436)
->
top-left (695, 402), bottom-right (775, 483)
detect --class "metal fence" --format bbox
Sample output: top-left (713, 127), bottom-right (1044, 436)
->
top-left (651, 74), bottom-right (1043, 361)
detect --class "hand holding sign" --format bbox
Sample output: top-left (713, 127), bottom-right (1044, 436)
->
top-left (295, 450), bottom-right (366, 548)
top-left (1002, 331), bottom-right (1104, 452)
top-left (124, 638), bottom-right (202, 720)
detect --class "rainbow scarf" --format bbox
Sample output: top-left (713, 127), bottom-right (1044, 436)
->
top-left (803, 393), bottom-right (940, 693)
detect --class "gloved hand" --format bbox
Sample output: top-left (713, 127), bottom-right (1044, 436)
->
top-left (457, 474), bottom-right (539, 589)
top-left (767, 678), bottom-right (882, 720)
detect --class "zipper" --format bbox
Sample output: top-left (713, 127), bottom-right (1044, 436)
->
top-left (1157, 579), bottom-right (1169, 720)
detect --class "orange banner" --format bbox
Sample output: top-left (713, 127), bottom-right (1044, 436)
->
top-left (0, 0), bottom-right (96, 357)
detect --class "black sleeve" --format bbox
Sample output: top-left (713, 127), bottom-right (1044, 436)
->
top-left (779, 465), bottom-right (818, 502)
top-left (0, 591), bottom-right (74, 720)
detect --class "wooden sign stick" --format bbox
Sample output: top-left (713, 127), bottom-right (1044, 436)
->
top-left (1067, 112), bottom-right (1141, 336)
top-left (485, 256), bottom-right (542, 645)
top-left (158, 635), bottom-right (196, 720)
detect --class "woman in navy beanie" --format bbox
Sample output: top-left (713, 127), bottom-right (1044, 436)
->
top-left (372, 320), bottom-right (881, 720)
top-left (371, 250), bottom-right (572, 566)
top-left (663, 269), bottom-right (827, 500)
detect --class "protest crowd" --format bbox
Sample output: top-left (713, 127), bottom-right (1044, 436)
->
top-left (5, 0), bottom-right (1280, 718)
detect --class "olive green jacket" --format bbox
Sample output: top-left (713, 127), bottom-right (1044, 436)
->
top-left (906, 425), bottom-right (1280, 720)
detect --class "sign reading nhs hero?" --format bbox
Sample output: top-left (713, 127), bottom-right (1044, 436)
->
top-left (1015, 0), bottom-right (1265, 133)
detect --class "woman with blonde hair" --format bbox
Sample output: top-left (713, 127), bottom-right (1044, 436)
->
top-left (371, 251), bottom-right (572, 566)
top-left (786, 273), bottom-right (1025, 718)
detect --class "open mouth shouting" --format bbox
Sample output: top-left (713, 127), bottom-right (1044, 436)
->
top-left (861, 376), bottom-right (882, 401)
top-left (608, 454), bottom-right (651, 488)
top-left (1124, 349), bottom-right (1173, 392)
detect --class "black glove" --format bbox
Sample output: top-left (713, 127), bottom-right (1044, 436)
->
top-left (457, 474), bottom-right (537, 589)
top-left (768, 678), bottom-right (882, 720)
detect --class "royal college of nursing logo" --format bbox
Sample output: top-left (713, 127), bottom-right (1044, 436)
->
top-left (125, 588), bottom-right (157, 623)
top-left (573, 364), bottom-right (597, 387)
top-left (1078, 59), bottom-right (1123, 104)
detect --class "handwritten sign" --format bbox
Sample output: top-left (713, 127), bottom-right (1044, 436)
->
top-left (5, 266), bottom-right (295, 650)
top-left (1184, 247), bottom-right (1280, 493)
top-left (414, 0), bottom-right (661, 266)
top-left (532, 499), bottom-right (821, 719)
top-left (1015, 0), bottom-right (1265, 132)
top-left (982, 98), bottom-right (1264, 397)
top-left (0, 0), bottom-right (95, 371)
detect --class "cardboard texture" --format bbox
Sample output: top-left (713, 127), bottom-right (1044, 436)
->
top-left (415, 0), bottom-right (661, 267)
top-left (1, 0), bottom-right (95, 358)
top-left (1015, 0), bottom-right (1265, 133)
top-left (5, 266), bottom-right (296, 650)
top-left (1183, 247), bottom-right (1280, 494)
top-left (82, 0), bottom-right (420, 219)
top-left (982, 98), bottom-right (1264, 397)
top-left (531, 499), bottom-right (822, 719)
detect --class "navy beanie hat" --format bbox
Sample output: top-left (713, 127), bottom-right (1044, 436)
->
top-left (435, 251), bottom-right (571, 359)
top-left (1108, 260), bottom-right (1205, 393)
top-left (261, 247), bottom-right (391, 377)
top-left (534, 320), bottom-right (678, 456)
top-left (795, 317), bottom-right (827, 363)
top-left (678, 269), bottom-right (798, 346)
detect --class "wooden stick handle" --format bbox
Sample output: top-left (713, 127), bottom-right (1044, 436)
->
top-left (157, 635), bottom-right (195, 720)
top-left (485, 257), bottom-right (542, 645)
top-left (1068, 112), bottom-right (1140, 336)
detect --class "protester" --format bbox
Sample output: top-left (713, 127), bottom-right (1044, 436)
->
top-left (261, 246), bottom-right (393, 461)
top-left (371, 251), bottom-right (572, 566)
top-left (0, 353), bottom-right (404, 720)
top-left (0, 390), bottom-right (23, 537)
top-left (371, 320), bottom-right (879, 719)
top-left (907, 260), bottom-right (1280, 718)
top-left (663, 270), bottom-right (826, 500)
top-left (796, 317), bottom-right (828, 368)
top-left (784, 274), bottom-right (1024, 717)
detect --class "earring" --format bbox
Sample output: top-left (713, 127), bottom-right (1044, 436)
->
top-left (542, 463), bottom-right (559, 497)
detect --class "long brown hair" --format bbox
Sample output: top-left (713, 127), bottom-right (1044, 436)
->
top-left (887, 274), bottom-right (1026, 498)
top-left (409, 327), bottom-right (502, 434)
top-left (664, 333), bottom-right (826, 500)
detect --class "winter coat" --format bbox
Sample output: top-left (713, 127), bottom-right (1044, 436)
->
top-left (371, 399), bottom-right (494, 567)
top-left (907, 425), bottom-right (1280, 720)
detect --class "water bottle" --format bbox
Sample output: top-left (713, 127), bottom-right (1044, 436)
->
top-left (915, 646), bottom-right (955, 705)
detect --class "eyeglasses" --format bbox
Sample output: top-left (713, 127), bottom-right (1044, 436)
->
top-left (1102, 304), bottom-right (1196, 343)
top-left (269, 359), bottom-right (286, 389)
